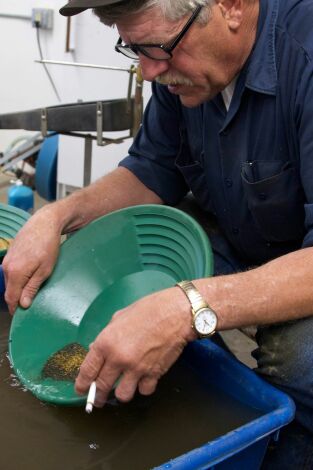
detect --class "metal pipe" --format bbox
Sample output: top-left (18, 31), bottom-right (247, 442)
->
top-left (3, 144), bottom-right (42, 171)
top-left (0, 13), bottom-right (31, 21)
top-left (35, 59), bottom-right (133, 73)
top-left (133, 66), bottom-right (144, 136)
top-left (65, 18), bottom-right (72, 53)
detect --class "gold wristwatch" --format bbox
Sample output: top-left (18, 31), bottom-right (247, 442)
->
top-left (176, 280), bottom-right (217, 338)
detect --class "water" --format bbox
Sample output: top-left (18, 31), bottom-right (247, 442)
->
top-left (0, 300), bottom-right (261, 470)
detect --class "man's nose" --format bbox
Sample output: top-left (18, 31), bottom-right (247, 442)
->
top-left (139, 55), bottom-right (169, 82)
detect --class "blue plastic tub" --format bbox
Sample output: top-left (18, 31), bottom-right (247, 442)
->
top-left (155, 339), bottom-right (295, 470)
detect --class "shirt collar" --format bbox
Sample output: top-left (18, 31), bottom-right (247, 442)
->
top-left (244, 0), bottom-right (279, 95)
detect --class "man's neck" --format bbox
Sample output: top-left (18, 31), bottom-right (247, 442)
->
top-left (237, 1), bottom-right (260, 70)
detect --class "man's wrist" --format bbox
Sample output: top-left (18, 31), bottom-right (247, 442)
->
top-left (35, 203), bottom-right (64, 234)
top-left (176, 281), bottom-right (218, 338)
top-left (174, 285), bottom-right (199, 341)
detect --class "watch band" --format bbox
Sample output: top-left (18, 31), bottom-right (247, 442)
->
top-left (177, 280), bottom-right (217, 338)
top-left (176, 280), bottom-right (208, 315)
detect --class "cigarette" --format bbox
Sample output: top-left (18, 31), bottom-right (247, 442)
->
top-left (85, 381), bottom-right (97, 414)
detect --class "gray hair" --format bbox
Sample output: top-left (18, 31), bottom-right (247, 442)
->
top-left (93, 0), bottom-right (213, 26)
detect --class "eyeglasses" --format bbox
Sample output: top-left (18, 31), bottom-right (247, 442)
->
top-left (115, 5), bottom-right (202, 61)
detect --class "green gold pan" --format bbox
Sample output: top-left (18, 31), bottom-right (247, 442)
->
top-left (9, 205), bottom-right (213, 406)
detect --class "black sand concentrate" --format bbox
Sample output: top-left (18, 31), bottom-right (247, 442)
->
top-left (42, 342), bottom-right (88, 381)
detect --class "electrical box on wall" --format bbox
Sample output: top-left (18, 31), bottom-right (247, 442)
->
top-left (31, 8), bottom-right (54, 29)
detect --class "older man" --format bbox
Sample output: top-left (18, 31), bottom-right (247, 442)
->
top-left (4, 0), bottom-right (313, 466)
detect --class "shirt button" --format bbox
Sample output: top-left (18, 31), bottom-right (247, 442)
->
top-left (259, 193), bottom-right (267, 200)
top-left (225, 178), bottom-right (233, 188)
top-left (266, 242), bottom-right (271, 247)
top-left (232, 227), bottom-right (239, 234)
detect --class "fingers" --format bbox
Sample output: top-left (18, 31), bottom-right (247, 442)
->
top-left (77, 354), bottom-right (159, 407)
top-left (76, 363), bottom-right (121, 408)
top-left (93, 367), bottom-right (122, 407)
top-left (75, 343), bottom-right (151, 406)
top-left (3, 262), bottom-right (52, 314)
top-left (20, 264), bottom-right (53, 307)
top-left (114, 371), bottom-right (139, 402)
top-left (75, 342), bottom-right (122, 407)
top-left (77, 364), bottom-right (151, 406)
top-left (3, 267), bottom-right (34, 314)
top-left (1, 207), bottom-right (62, 314)
top-left (75, 345), bottom-right (104, 395)
top-left (138, 376), bottom-right (158, 396)
top-left (75, 288), bottom-right (190, 408)
top-left (112, 373), bottom-right (158, 401)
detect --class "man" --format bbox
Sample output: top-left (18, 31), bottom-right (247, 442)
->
top-left (4, 0), bottom-right (313, 466)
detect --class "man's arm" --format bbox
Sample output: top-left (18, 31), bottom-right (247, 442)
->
top-left (3, 167), bottom-right (162, 313)
top-left (193, 246), bottom-right (313, 329)
top-left (56, 167), bottom-right (163, 235)
top-left (75, 244), bottom-right (313, 406)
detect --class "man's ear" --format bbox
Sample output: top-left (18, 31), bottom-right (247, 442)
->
top-left (218, 0), bottom-right (243, 31)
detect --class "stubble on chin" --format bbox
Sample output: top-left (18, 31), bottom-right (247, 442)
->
top-left (179, 86), bottom-right (215, 107)
top-left (179, 94), bottom-right (203, 108)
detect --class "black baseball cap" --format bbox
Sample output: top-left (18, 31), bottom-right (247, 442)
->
top-left (59, 0), bottom-right (125, 17)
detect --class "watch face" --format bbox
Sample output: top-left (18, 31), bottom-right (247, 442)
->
top-left (194, 308), bottom-right (217, 336)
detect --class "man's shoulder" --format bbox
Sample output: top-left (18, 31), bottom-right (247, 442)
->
top-left (277, 0), bottom-right (313, 57)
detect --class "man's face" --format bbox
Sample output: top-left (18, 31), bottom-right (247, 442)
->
top-left (116, 3), bottom-right (250, 107)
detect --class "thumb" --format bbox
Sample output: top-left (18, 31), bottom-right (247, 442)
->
top-left (20, 275), bottom-right (43, 308)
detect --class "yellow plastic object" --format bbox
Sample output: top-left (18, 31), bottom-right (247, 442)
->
top-left (0, 203), bottom-right (30, 257)
top-left (9, 205), bottom-right (213, 405)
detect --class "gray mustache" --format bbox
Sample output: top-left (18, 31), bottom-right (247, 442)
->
top-left (155, 74), bottom-right (194, 86)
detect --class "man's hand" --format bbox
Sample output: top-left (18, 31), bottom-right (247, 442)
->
top-left (2, 206), bottom-right (62, 314)
top-left (75, 287), bottom-right (196, 406)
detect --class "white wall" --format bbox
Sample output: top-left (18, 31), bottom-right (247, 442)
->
top-left (0, 0), bottom-right (151, 185)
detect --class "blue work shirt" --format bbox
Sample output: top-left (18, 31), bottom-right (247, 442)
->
top-left (119, 0), bottom-right (313, 266)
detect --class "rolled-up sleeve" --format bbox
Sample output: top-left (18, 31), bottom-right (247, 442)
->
top-left (119, 82), bottom-right (189, 205)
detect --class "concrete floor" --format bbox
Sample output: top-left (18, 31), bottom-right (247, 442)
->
top-left (220, 329), bottom-right (257, 368)
top-left (0, 171), bottom-right (257, 369)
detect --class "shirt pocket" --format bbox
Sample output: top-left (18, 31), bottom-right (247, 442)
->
top-left (175, 149), bottom-right (211, 211)
top-left (241, 160), bottom-right (305, 242)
